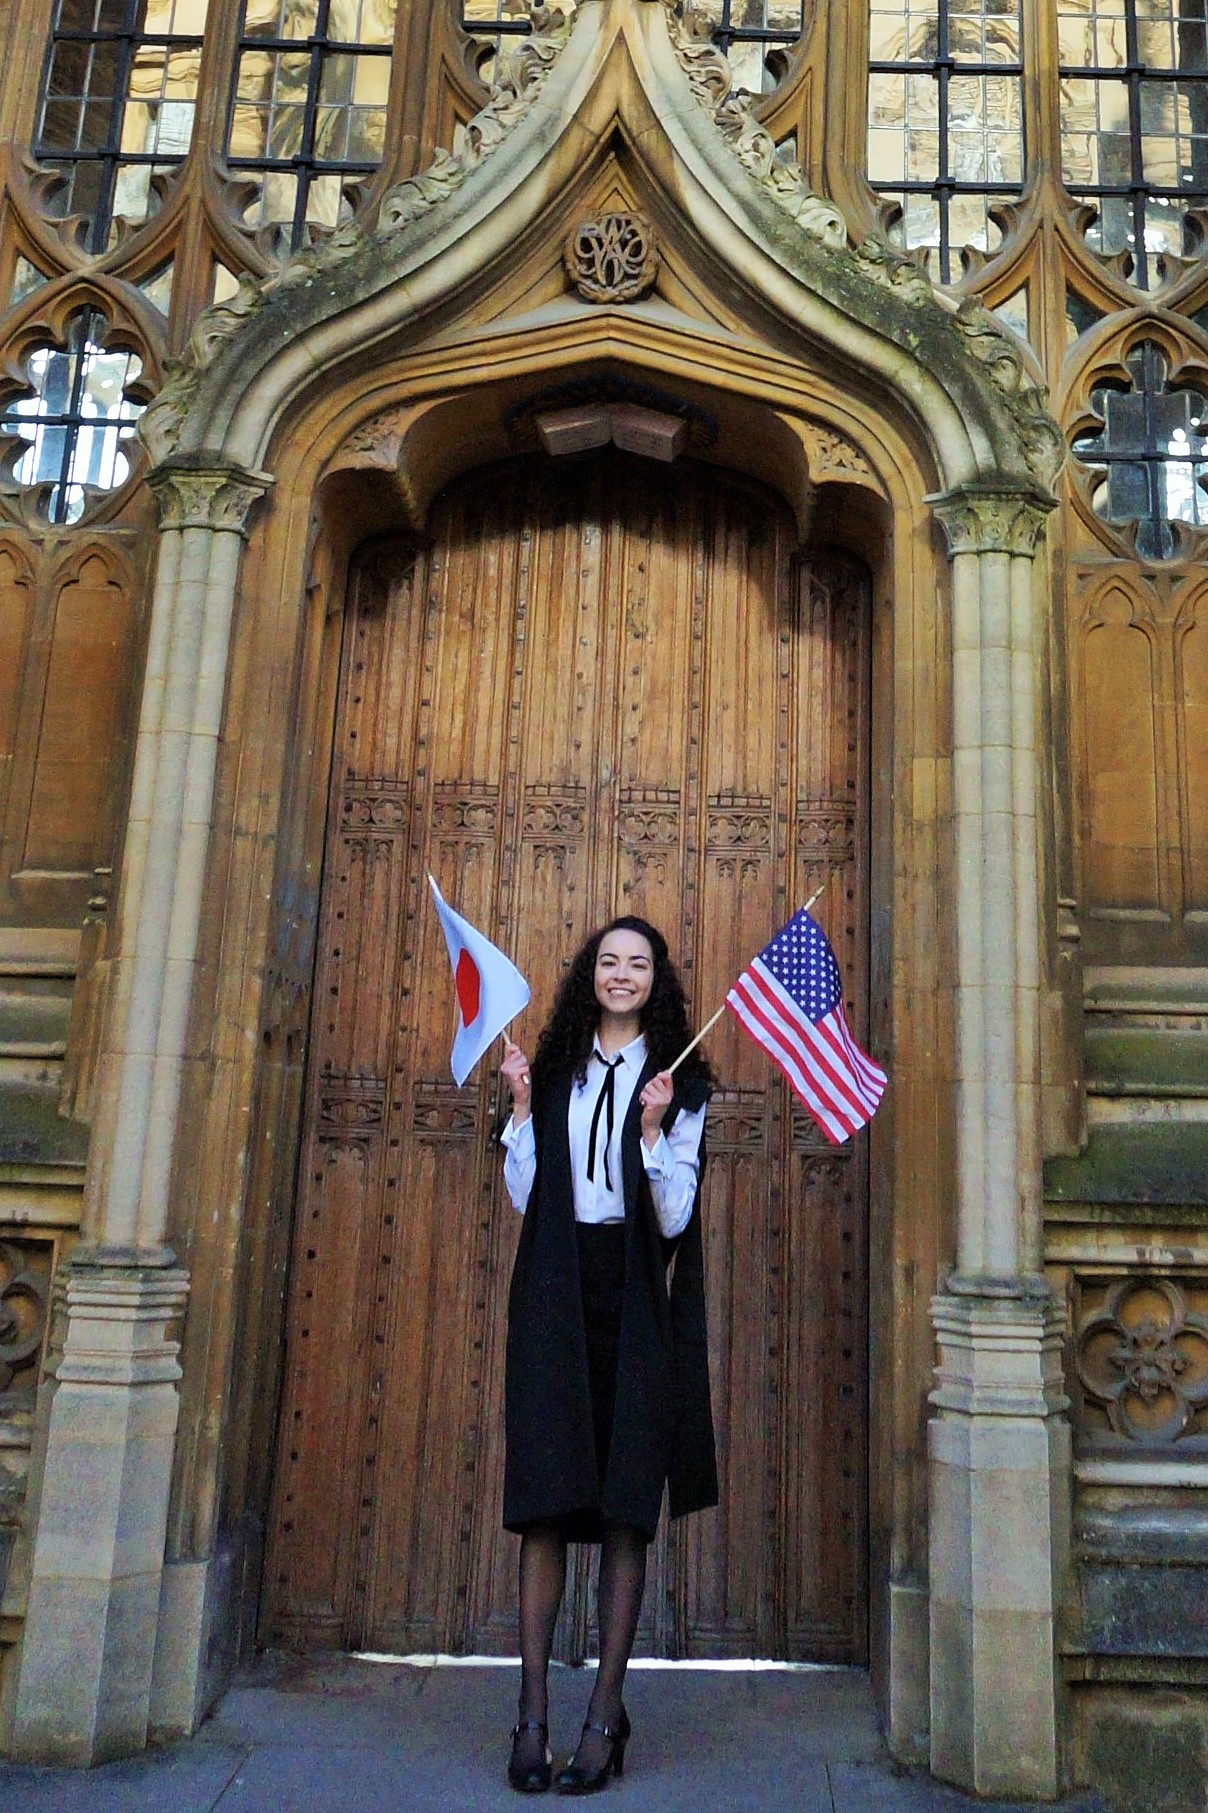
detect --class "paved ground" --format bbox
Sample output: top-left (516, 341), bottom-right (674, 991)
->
top-left (0, 1655), bottom-right (1109, 1812)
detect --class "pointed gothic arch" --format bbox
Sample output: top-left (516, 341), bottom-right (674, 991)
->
top-left (9, 1), bottom-right (1072, 1798)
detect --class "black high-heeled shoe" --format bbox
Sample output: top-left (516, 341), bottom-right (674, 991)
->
top-left (508, 1716), bottom-right (553, 1793)
top-left (553, 1706), bottom-right (630, 1795)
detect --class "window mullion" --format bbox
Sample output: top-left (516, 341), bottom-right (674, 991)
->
top-left (53, 312), bottom-right (95, 523)
top-left (91, 13), bottom-right (142, 252)
top-left (293, 32), bottom-right (330, 246)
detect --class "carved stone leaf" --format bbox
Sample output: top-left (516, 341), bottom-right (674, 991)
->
top-left (669, 8), bottom-right (847, 252)
top-left (950, 298), bottom-right (1065, 489)
top-left (378, 9), bottom-right (572, 236)
top-left (852, 232), bottom-right (935, 306)
top-left (800, 425), bottom-right (874, 481)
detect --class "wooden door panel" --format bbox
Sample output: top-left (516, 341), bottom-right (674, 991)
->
top-left (264, 553), bottom-right (425, 1647)
top-left (263, 452), bottom-right (871, 1665)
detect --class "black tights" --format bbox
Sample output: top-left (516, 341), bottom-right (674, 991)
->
top-left (515, 1522), bottom-right (647, 1773)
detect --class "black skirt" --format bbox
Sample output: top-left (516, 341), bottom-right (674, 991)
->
top-left (547, 1222), bottom-right (626, 1544)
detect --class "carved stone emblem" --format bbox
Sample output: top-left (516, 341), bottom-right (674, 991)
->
top-left (564, 213), bottom-right (659, 303)
top-left (0, 1240), bottom-right (50, 1395)
top-left (1076, 1276), bottom-right (1208, 1444)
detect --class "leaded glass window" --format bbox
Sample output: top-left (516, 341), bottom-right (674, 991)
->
top-left (227, 0), bottom-right (399, 254)
top-left (34, 0), bottom-right (209, 254)
top-left (684, 0), bottom-right (809, 94)
top-left (1073, 341), bottom-right (1208, 556)
top-left (1059, 0), bottom-right (1208, 289)
top-left (460, 0), bottom-right (805, 93)
top-left (866, 0), bottom-right (1025, 283)
top-left (0, 310), bottom-right (145, 524)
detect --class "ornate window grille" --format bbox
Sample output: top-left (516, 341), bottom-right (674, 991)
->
top-left (226, 0), bottom-right (398, 253)
top-left (1073, 340), bottom-right (1208, 557)
top-left (1058, 0), bottom-right (1208, 290)
top-left (0, 310), bottom-right (145, 524)
top-left (866, 0), bottom-right (1025, 284)
top-left (33, 0), bottom-right (209, 254)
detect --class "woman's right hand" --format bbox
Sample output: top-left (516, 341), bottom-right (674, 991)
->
top-left (501, 1038), bottom-right (532, 1123)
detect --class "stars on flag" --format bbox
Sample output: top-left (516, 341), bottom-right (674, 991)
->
top-left (725, 907), bottom-right (886, 1145)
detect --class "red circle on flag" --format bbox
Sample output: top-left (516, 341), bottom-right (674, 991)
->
top-left (455, 948), bottom-right (481, 1026)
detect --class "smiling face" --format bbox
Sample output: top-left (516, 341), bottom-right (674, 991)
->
top-left (593, 927), bottom-right (655, 1028)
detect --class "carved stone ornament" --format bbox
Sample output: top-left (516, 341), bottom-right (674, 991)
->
top-left (564, 213), bottom-right (660, 303)
top-left (139, 274), bottom-right (265, 461)
top-left (799, 424), bottom-right (874, 483)
top-left (134, 0), bottom-right (1063, 505)
top-left (929, 483), bottom-right (1054, 557)
top-left (849, 251), bottom-right (1064, 495)
top-left (1076, 1276), bottom-right (1208, 1445)
top-left (147, 461), bottom-right (273, 535)
top-left (0, 1240), bottom-right (50, 1396)
top-left (140, 221), bottom-right (378, 460)
top-left (336, 407), bottom-right (408, 471)
top-left (951, 298), bottom-right (1066, 490)
top-left (379, 7), bottom-right (572, 235)
top-left (850, 231), bottom-right (934, 306)
top-left (669, 8), bottom-right (847, 251)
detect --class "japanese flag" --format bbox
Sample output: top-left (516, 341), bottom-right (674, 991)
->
top-left (428, 875), bottom-right (531, 1086)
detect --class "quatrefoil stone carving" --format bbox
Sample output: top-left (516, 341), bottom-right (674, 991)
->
top-left (564, 213), bottom-right (660, 304)
top-left (1076, 1276), bottom-right (1208, 1444)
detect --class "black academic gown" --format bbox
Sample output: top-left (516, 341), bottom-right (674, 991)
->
top-left (503, 1057), bottom-right (718, 1542)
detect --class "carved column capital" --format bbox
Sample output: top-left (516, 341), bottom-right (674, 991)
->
top-left (148, 459), bottom-right (273, 536)
top-left (928, 483), bottom-right (1054, 557)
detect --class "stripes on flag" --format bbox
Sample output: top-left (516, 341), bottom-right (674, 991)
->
top-left (725, 914), bottom-right (886, 1145)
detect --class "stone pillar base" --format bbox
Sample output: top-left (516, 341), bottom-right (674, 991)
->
top-left (7, 1264), bottom-right (189, 1765)
top-left (928, 1284), bottom-right (1071, 1800)
top-left (149, 1542), bottom-right (243, 1738)
top-left (886, 1576), bottom-right (931, 1766)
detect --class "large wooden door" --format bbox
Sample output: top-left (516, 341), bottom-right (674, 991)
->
top-left (262, 452), bottom-right (871, 1664)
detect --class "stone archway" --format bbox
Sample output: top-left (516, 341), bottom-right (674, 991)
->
top-left (6, 0), bottom-right (1068, 1797)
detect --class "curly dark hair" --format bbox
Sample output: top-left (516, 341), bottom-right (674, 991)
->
top-left (529, 915), bottom-right (715, 1096)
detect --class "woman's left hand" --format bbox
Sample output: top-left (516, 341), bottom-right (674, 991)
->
top-left (639, 1070), bottom-right (674, 1147)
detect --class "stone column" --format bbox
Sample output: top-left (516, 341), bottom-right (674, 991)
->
top-left (925, 486), bottom-right (1072, 1800)
top-left (7, 460), bottom-right (270, 1765)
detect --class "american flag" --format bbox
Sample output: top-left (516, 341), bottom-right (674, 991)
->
top-left (726, 909), bottom-right (886, 1144)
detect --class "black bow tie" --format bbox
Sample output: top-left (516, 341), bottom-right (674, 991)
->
top-left (586, 1055), bottom-right (624, 1193)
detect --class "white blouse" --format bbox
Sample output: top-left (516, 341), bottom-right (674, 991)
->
top-left (500, 1033), bottom-right (706, 1240)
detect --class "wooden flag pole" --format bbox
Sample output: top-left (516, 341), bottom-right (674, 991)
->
top-left (798, 879), bottom-right (827, 917)
top-left (668, 1003), bottom-right (726, 1074)
top-left (668, 880), bottom-right (829, 1074)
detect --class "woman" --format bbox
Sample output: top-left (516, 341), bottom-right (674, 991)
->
top-left (498, 915), bottom-right (716, 1795)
